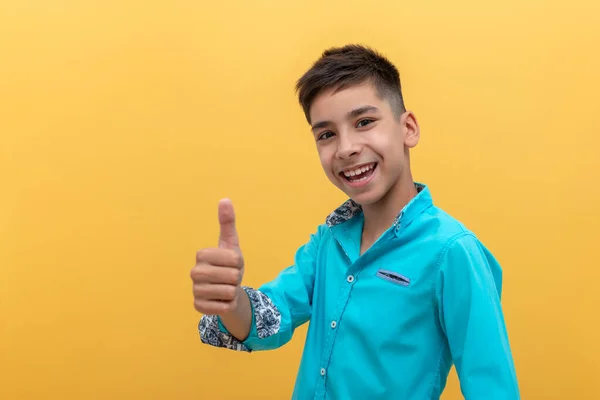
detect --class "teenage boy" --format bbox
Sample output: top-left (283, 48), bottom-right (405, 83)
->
top-left (191, 44), bottom-right (520, 399)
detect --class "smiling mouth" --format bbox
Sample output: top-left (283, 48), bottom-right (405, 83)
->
top-left (340, 162), bottom-right (378, 183)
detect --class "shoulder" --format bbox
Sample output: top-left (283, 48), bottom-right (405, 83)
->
top-left (411, 204), bottom-right (475, 247)
top-left (416, 205), bottom-right (496, 265)
top-left (422, 207), bottom-right (503, 288)
top-left (294, 222), bottom-right (334, 254)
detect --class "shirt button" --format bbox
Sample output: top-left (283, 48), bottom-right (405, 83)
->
top-left (330, 321), bottom-right (337, 329)
top-left (347, 275), bottom-right (354, 283)
top-left (320, 368), bottom-right (326, 376)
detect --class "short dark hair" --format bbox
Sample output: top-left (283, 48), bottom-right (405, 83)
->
top-left (295, 44), bottom-right (406, 124)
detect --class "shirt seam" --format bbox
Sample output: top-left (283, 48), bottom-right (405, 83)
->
top-left (434, 231), bottom-right (472, 270)
top-left (428, 343), bottom-right (447, 399)
top-left (428, 231), bottom-right (476, 397)
top-left (431, 231), bottom-right (474, 306)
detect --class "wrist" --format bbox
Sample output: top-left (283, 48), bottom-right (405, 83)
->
top-left (218, 286), bottom-right (252, 341)
top-left (221, 286), bottom-right (243, 315)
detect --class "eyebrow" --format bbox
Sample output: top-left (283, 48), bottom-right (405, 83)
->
top-left (311, 105), bottom-right (381, 132)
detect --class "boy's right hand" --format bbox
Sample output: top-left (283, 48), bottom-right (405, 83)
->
top-left (191, 199), bottom-right (245, 316)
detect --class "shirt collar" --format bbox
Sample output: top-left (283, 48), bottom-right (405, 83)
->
top-left (325, 183), bottom-right (433, 232)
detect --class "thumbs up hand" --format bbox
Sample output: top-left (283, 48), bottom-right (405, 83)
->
top-left (191, 199), bottom-right (245, 316)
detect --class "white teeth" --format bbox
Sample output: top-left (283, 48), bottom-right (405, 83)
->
top-left (343, 163), bottom-right (375, 178)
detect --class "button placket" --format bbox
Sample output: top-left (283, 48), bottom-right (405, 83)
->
top-left (317, 268), bottom-right (357, 392)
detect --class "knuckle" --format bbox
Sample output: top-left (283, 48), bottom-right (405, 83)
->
top-left (190, 265), bottom-right (201, 278)
top-left (226, 285), bottom-right (237, 300)
top-left (231, 270), bottom-right (241, 284)
top-left (190, 266), bottom-right (204, 282)
top-left (231, 252), bottom-right (242, 267)
top-left (196, 249), bottom-right (208, 261)
top-left (193, 299), bottom-right (204, 313)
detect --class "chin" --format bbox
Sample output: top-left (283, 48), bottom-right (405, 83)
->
top-left (347, 189), bottom-right (385, 206)
top-left (330, 176), bottom-right (385, 206)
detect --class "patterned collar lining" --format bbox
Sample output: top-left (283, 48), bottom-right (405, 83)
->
top-left (325, 183), bottom-right (426, 227)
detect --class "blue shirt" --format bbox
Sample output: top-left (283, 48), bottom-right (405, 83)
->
top-left (199, 183), bottom-right (520, 399)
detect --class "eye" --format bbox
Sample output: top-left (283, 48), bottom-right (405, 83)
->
top-left (317, 131), bottom-right (335, 141)
top-left (356, 118), bottom-right (375, 128)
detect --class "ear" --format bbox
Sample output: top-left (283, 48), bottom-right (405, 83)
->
top-left (401, 111), bottom-right (420, 148)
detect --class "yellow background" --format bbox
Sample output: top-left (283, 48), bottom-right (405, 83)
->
top-left (1, 0), bottom-right (599, 399)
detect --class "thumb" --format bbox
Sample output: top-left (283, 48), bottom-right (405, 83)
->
top-left (218, 198), bottom-right (240, 250)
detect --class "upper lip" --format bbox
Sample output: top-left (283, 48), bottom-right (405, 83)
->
top-left (339, 162), bottom-right (377, 174)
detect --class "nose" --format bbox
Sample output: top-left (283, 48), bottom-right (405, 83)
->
top-left (335, 133), bottom-right (362, 160)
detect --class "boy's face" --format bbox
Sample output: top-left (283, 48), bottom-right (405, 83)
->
top-left (309, 82), bottom-right (419, 206)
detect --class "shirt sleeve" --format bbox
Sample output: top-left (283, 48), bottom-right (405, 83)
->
top-left (435, 233), bottom-right (520, 399)
top-left (198, 226), bottom-right (321, 352)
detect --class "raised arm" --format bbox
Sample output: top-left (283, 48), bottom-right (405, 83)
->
top-left (192, 199), bottom-right (320, 352)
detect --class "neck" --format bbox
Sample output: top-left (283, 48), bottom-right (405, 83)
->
top-left (361, 174), bottom-right (418, 243)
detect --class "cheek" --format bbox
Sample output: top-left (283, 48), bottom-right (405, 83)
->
top-left (378, 142), bottom-right (404, 172)
top-left (317, 149), bottom-right (333, 170)
top-left (379, 137), bottom-right (404, 159)
top-left (317, 150), bottom-right (341, 183)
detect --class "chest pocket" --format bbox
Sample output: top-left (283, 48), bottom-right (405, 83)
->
top-left (376, 269), bottom-right (411, 287)
top-left (358, 263), bottom-right (433, 314)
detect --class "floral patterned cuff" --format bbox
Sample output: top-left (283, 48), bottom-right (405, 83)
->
top-left (198, 286), bottom-right (281, 352)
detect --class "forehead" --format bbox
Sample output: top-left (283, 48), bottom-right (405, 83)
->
top-left (309, 82), bottom-right (389, 123)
